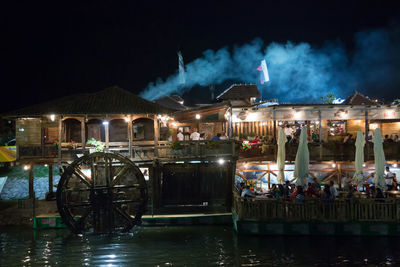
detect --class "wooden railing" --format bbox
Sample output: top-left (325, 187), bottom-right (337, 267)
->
top-left (233, 194), bottom-right (400, 222)
top-left (239, 142), bottom-right (400, 161)
top-left (17, 140), bottom-right (240, 161)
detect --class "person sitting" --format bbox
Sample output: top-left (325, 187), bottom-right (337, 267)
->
top-left (322, 185), bottom-right (333, 203)
top-left (275, 184), bottom-right (284, 199)
top-left (311, 130), bottom-right (319, 143)
top-left (394, 134), bottom-right (399, 142)
top-left (190, 128), bottom-right (200, 141)
top-left (311, 177), bottom-right (321, 192)
top-left (306, 182), bottom-right (318, 197)
top-left (384, 134), bottom-right (393, 143)
top-left (283, 180), bottom-right (291, 198)
top-left (343, 133), bottom-right (353, 144)
top-left (295, 186), bottom-right (305, 204)
top-left (199, 133), bottom-right (207, 140)
top-left (241, 185), bottom-right (255, 198)
top-left (211, 133), bottom-right (221, 141)
top-left (329, 181), bottom-right (338, 198)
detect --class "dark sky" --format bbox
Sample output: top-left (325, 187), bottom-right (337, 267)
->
top-left (2, 1), bottom-right (399, 112)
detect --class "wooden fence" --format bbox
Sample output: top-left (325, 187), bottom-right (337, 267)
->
top-left (233, 194), bottom-right (400, 222)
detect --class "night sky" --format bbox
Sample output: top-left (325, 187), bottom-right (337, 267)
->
top-left (2, 1), bottom-right (400, 113)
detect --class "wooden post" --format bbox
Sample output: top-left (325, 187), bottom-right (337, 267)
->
top-left (81, 118), bottom-right (86, 151)
top-left (228, 105), bottom-right (233, 139)
top-left (154, 115), bottom-right (159, 157)
top-left (41, 120), bottom-right (45, 157)
top-left (128, 116), bottom-right (133, 158)
top-left (318, 110), bottom-right (322, 143)
top-left (273, 109), bottom-right (277, 141)
top-left (365, 110), bottom-right (369, 160)
top-left (29, 164), bottom-right (34, 199)
top-left (48, 163), bottom-right (53, 193)
top-left (105, 119), bottom-right (109, 151)
top-left (58, 116), bottom-right (62, 163)
top-left (364, 110), bottom-right (369, 142)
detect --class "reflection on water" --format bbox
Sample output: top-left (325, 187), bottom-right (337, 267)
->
top-left (1, 226), bottom-right (400, 266)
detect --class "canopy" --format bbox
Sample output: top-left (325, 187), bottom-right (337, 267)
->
top-left (372, 128), bottom-right (386, 191)
top-left (294, 127), bottom-right (309, 187)
top-left (0, 146), bottom-right (16, 162)
top-left (277, 128), bottom-right (287, 184)
top-left (352, 130), bottom-right (365, 186)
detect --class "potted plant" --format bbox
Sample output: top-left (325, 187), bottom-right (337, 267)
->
top-left (86, 138), bottom-right (105, 153)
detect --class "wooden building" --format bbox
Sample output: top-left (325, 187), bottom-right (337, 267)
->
top-left (1, 86), bottom-right (238, 215)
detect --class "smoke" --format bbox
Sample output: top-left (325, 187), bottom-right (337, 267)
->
top-left (140, 26), bottom-right (400, 103)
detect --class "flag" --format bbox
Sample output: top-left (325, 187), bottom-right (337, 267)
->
top-left (257, 59), bottom-right (270, 84)
top-left (178, 51), bottom-right (185, 84)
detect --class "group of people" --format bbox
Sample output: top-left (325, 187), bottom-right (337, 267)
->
top-left (283, 124), bottom-right (320, 144)
top-left (176, 129), bottom-right (228, 141)
top-left (240, 167), bottom-right (399, 203)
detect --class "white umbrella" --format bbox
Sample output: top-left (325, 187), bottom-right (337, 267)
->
top-left (294, 127), bottom-right (309, 187)
top-left (277, 128), bottom-right (287, 184)
top-left (352, 130), bottom-right (365, 187)
top-left (373, 128), bottom-right (386, 191)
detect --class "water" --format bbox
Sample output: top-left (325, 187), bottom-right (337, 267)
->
top-left (1, 226), bottom-right (400, 266)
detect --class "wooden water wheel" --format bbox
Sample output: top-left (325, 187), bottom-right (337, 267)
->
top-left (56, 152), bottom-right (148, 234)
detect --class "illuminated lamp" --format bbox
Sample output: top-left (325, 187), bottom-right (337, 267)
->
top-left (124, 117), bottom-right (129, 122)
top-left (362, 163), bottom-right (366, 167)
top-left (332, 163), bottom-right (336, 168)
top-left (102, 121), bottom-right (109, 126)
top-left (218, 159), bottom-right (225, 165)
top-left (393, 163), bottom-right (398, 168)
top-left (171, 122), bottom-right (177, 127)
top-left (195, 114), bottom-right (201, 120)
top-left (50, 114), bottom-right (55, 121)
top-left (23, 165), bottom-right (30, 171)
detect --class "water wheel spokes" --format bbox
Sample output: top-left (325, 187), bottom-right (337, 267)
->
top-left (57, 152), bottom-right (148, 234)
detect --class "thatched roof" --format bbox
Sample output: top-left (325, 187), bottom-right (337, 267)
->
top-left (216, 84), bottom-right (260, 100)
top-left (3, 86), bottom-right (172, 117)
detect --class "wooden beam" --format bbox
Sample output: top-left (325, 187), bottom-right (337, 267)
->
top-left (29, 164), bottom-right (34, 199)
top-left (58, 116), bottom-right (62, 163)
top-left (105, 118), bottom-right (109, 151)
top-left (81, 119), bottom-right (86, 151)
top-left (48, 164), bottom-right (53, 193)
top-left (235, 171), bottom-right (248, 181)
top-left (128, 116), bottom-right (133, 158)
top-left (154, 115), bottom-right (159, 157)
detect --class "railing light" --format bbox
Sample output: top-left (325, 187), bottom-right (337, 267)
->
top-left (23, 165), bottom-right (30, 170)
top-left (102, 121), bottom-right (109, 125)
top-left (124, 117), bottom-right (129, 122)
top-left (218, 159), bottom-right (225, 165)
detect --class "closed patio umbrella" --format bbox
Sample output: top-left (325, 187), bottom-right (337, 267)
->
top-left (373, 128), bottom-right (386, 191)
top-left (352, 130), bottom-right (365, 187)
top-left (277, 128), bottom-right (287, 184)
top-left (294, 127), bottom-right (309, 187)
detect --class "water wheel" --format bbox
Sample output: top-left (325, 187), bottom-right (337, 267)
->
top-left (56, 152), bottom-right (148, 234)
